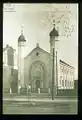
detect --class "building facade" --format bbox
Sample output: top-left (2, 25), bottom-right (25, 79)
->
top-left (59, 60), bottom-right (75, 89)
top-left (24, 44), bottom-right (51, 92)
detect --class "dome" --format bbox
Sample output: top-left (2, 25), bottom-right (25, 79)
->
top-left (18, 34), bottom-right (26, 42)
top-left (49, 26), bottom-right (59, 37)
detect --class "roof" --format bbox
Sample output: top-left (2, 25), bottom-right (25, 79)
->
top-left (49, 25), bottom-right (59, 37)
top-left (3, 45), bottom-right (16, 52)
top-left (18, 34), bottom-right (26, 42)
top-left (60, 59), bottom-right (74, 69)
top-left (24, 46), bottom-right (50, 59)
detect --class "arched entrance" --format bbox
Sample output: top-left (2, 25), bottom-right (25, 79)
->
top-left (29, 61), bottom-right (46, 92)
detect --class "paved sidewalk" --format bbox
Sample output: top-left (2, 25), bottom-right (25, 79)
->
top-left (3, 97), bottom-right (77, 103)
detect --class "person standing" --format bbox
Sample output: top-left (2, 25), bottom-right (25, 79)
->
top-left (10, 87), bottom-right (12, 94)
top-left (28, 84), bottom-right (31, 101)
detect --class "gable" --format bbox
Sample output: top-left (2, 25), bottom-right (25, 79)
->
top-left (24, 47), bottom-right (50, 60)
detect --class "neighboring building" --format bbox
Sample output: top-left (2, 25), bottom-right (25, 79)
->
top-left (3, 24), bottom-right (76, 96)
top-left (59, 60), bottom-right (75, 89)
top-left (74, 80), bottom-right (78, 96)
top-left (3, 45), bottom-right (17, 93)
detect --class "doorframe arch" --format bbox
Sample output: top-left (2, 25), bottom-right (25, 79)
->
top-left (29, 61), bottom-right (47, 88)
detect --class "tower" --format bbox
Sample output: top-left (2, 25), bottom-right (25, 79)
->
top-left (49, 23), bottom-right (59, 98)
top-left (49, 23), bottom-right (59, 54)
top-left (18, 27), bottom-right (26, 94)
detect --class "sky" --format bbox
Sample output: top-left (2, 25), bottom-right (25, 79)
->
top-left (3, 3), bottom-right (78, 79)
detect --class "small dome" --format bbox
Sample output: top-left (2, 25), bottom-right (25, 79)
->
top-left (18, 34), bottom-right (26, 42)
top-left (49, 26), bottom-right (59, 37)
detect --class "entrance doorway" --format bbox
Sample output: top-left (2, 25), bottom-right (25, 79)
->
top-left (29, 61), bottom-right (46, 91)
top-left (36, 80), bottom-right (40, 90)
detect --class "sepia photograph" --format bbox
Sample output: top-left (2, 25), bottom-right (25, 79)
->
top-left (3, 3), bottom-right (78, 114)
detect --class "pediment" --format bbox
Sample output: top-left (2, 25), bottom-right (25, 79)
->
top-left (24, 47), bottom-right (50, 59)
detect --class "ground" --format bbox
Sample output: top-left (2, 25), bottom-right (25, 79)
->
top-left (3, 97), bottom-right (78, 114)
